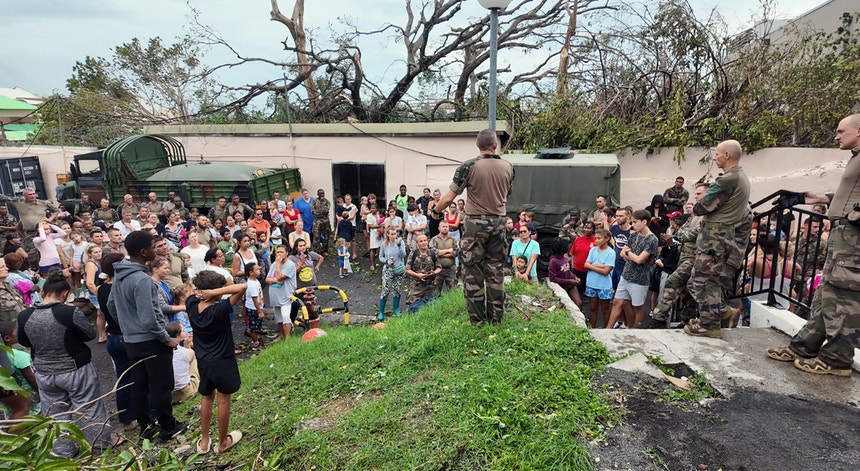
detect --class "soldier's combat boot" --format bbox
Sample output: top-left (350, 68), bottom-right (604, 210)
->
top-left (377, 299), bottom-right (386, 321)
top-left (683, 322), bottom-right (723, 339)
top-left (393, 296), bottom-right (402, 317)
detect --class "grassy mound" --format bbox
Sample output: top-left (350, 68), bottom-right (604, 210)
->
top-left (192, 281), bottom-right (620, 470)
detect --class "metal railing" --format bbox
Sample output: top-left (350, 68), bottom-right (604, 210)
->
top-left (731, 190), bottom-right (829, 317)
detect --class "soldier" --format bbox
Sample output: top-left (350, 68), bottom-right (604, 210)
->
top-left (430, 129), bottom-right (514, 325)
top-left (74, 193), bottom-right (98, 222)
top-left (0, 256), bottom-right (25, 321)
top-left (208, 196), bottom-right (230, 223)
top-left (558, 209), bottom-right (583, 242)
top-left (663, 176), bottom-right (690, 213)
top-left (591, 196), bottom-right (607, 226)
top-left (94, 198), bottom-right (118, 225)
top-left (0, 188), bottom-right (58, 269)
top-left (143, 192), bottom-right (164, 218)
top-left (430, 221), bottom-right (458, 293)
top-left (0, 203), bottom-right (18, 244)
top-left (766, 114), bottom-right (860, 377)
top-left (685, 140), bottom-right (751, 338)
top-left (119, 194), bottom-right (139, 217)
top-left (405, 234), bottom-right (442, 305)
top-left (226, 194), bottom-right (253, 221)
top-left (311, 189), bottom-right (331, 255)
top-left (649, 183), bottom-right (709, 327)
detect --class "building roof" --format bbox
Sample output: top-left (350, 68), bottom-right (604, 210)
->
top-left (144, 121), bottom-right (510, 137)
top-left (0, 123), bottom-right (39, 141)
top-left (0, 94), bottom-right (38, 111)
top-left (0, 87), bottom-right (43, 105)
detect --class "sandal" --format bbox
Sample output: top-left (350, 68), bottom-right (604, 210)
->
top-left (196, 437), bottom-right (211, 455)
top-left (765, 347), bottom-right (795, 362)
top-left (793, 357), bottom-right (852, 377)
top-left (251, 341), bottom-right (261, 351)
top-left (214, 430), bottom-right (243, 454)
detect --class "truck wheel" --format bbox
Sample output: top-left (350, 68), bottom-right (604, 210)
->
top-left (537, 234), bottom-right (555, 273)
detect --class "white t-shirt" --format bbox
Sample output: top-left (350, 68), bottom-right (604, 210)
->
top-left (113, 219), bottom-right (141, 238)
top-left (181, 245), bottom-right (209, 273)
top-left (343, 204), bottom-right (358, 226)
top-left (245, 278), bottom-right (263, 310)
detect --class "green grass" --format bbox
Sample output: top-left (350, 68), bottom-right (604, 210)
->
top-left (184, 281), bottom-right (621, 470)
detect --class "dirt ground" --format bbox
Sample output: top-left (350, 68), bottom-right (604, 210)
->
top-left (85, 239), bottom-right (860, 470)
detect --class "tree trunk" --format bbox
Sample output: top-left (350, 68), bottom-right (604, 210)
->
top-left (270, 0), bottom-right (320, 109)
top-left (557, 0), bottom-right (579, 96)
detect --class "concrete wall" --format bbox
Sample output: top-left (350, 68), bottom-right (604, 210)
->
top-left (0, 145), bottom-right (92, 200)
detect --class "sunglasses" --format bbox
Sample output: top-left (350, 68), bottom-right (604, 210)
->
top-left (519, 229), bottom-right (530, 234)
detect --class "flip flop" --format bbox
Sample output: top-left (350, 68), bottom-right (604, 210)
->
top-left (111, 435), bottom-right (127, 447)
top-left (214, 430), bottom-right (242, 454)
top-left (196, 437), bottom-right (211, 455)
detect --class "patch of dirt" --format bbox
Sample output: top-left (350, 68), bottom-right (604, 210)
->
top-left (321, 391), bottom-right (381, 418)
top-left (588, 369), bottom-right (860, 471)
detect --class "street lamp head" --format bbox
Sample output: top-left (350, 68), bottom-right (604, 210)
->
top-left (478, 0), bottom-right (513, 10)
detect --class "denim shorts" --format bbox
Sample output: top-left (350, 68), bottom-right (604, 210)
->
top-left (585, 286), bottom-right (614, 300)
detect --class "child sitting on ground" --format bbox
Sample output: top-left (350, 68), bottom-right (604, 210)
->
top-left (0, 320), bottom-right (40, 416)
top-left (514, 257), bottom-right (531, 281)
top-left (167, 321), bottom-right (199, 405)
top-left (336, 238), bottom-right (350, 278)
top-left (244, 263), bottom-right (265, 351)
top-left (187, 270), bottom-right (247, 455)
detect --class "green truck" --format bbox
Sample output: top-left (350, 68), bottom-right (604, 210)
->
top-left (58, 134), bottom-right (302, 209)
top-left (503, 149), bottom-right (620, 269)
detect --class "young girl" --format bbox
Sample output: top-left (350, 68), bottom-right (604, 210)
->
top-left (584, 228), bottom-right (616, 328)
top-left (244, 262), bottom-right (265, 351)
top-left (336, 238), bottom-right (350, 278)
top-left (548, 238), bottom-right (581, 308)
top-left (171, 285), bottom-right (193, 348)
top-left (70, 232), bottom-right (87, 295)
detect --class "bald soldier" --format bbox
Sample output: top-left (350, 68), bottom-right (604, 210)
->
top-left (684, 140), bottom-right (751, 338)
top-left (766, 114), bottom-right (860, 377)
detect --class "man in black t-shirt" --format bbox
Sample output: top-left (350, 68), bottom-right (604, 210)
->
top-left (187, 270), bottom-right (247, 454)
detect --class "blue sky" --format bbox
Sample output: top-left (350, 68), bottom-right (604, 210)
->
top-left (0, 0), bottom-right (825, 98)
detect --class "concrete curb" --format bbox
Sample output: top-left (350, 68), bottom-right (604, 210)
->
top-left (749, 300), bottom-right (860, 372)
top-left (545, 280), bottom-right (588, 328)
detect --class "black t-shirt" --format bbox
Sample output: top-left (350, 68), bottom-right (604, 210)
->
top-left (97, 283), bottom-right (122, 335)
top-left (187, 296), bottom-right (235, 361)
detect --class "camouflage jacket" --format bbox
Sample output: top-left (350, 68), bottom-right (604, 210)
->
top-left (311, 198), bottom-right (331, 219)
top-left (674, 215), bottom-right (703, 254)
top-left (0, 281), bottom-right (24, 322)
top-left (407, 249), bottom-right (441, 287)
top-left (0, 213), bottom-right (19, 240)
top-left (558, 219), bottom-right (583, 241)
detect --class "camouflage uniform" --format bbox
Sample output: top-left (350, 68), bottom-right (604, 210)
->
top-left (558, 217), bottom-right (583, 242)
top-left (0, 211), bottom-right (19, 243)
top-left (311, 197), bottom-right (331, 254)
top-left (687, 166), bottom-right (751, 331)
top-left (651, 215), bottom-right (702, 323)
top-left (0, 281), bottom-right (25, 322)
top-left (93, 207), bottom-right (118, 224)
top-left (406, 249), bottom-right (441, 303)
top-left (447, 152), bottom-right (514, 325)
top-left (0, 196), bottom-right (56, 269)
top-left (788, 147), bottom-right (860, 369)
top-left (430, 234), bottom-right (458, 293)
top-left (663, 186), bottom-right (690, 213)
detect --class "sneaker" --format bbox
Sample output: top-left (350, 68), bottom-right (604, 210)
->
top-left (140, 425), bottom-right (161, 441)
top-left (683, 323), bottom-right (723, 339)
top-left (612, 322), bottom-right (623, 329)
top-left (793, 357), bottom-right (852, 377)
top-left (765, 347), bottom-right (796, 362)
top-left (159, 421), bottom-right (188, 441)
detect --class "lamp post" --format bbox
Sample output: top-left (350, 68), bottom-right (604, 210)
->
top-left (478, 0), bottom-right (512, 131)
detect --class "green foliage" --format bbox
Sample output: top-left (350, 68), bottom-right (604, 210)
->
top-left (171, 286), bottom-right (619, 469)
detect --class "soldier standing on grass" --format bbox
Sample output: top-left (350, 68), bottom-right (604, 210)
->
top-left (430, 129), bottom-right (514, 325)
top-left (311, 189), bottom-right (332, 256)
top-left (766, 114), bottom-right (860, 377)
top-left (684, 140), bottom-right (751, 339)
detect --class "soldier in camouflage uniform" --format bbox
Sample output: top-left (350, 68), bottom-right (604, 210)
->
top-left (649, 183), bottom-right (709, 326)
top-left (430, 129), bottom-right (514, 325)
top-left (430, 221), bottom-right (458, 293)
top-left (766, 114), bottom-right (860, 377)
top-left (0, 204), bottom-right (19, 245)
top-left (311, 189), bottom-right (332, 255)
top-left (685, 140), bottom-right (751, 339)
top-left (405, 235), bottom-right (442, 304)
top-left (558, 209), bottom-right (583, 242)
top-left (0, 188), bottom-right (57, 270)
top-left (94, 198), bottom-right (118, 225)
top-left (0, 256), bottom-right (26, 321)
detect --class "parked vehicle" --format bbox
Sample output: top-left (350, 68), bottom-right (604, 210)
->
top-left (503, 148), bottom-right (620, 269)
top-left (57, 134), bottom-right (302, 209)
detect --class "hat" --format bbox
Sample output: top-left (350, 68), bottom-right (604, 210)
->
top-left (667, 211), bottom-right (683, 219)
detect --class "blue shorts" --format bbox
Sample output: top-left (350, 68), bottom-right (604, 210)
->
top-left (585, 286), bottom-right (614, 300)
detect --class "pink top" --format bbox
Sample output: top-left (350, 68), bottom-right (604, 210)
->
top-left (33, 224), bottom-right (67, 267)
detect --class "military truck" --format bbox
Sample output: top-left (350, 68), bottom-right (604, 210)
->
top-left (58, 134), bottom-right (302, 209)
top-left (503, 149), bottom-right (620, 269)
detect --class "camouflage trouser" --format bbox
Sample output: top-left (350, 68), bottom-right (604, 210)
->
top-left (312, 219), bottom-right (331, 254)
top-left (22, 229), bottom-right (39, 270)
top-left (652, 254), bottom-right (697, 322)
top-left (688, 227), bottom-right (742, 330)
top-left (435, 266), bottom-right (457, 294)
top-left (407, 279), bottom-right (436, 304)
top-left (790, 223), bottom-right (860, 369)
top-left (460, 216), bottom-right (507, 325)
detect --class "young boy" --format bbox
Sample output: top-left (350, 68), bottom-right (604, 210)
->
top-left (244, 263), bottom-right (265, 351)
top-left (0, 320), bottom-right (40, 416)
top-left (605, 210), bottom-right (658, 328)
top-left (584, 229), bottom-right (615, 329)
top-left (187, 270), bottom-right (247, 455)
top-left (334, 211), bottom-right (355, 252)
top-left (514, 257), bottom-right (531, 280)
top-left (166, 321), bottom-right (199, 405)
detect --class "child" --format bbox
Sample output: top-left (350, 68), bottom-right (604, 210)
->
top-left (0, 320), bottom-right (40, 416)
top-left (514, 257), bottom-right (530, 280)
top-left (180, 252), bottom-right (195, 280)
top-left (166, 321), bottom-right (199, 405)
top-left (584, 229), bottom-right (615, 328)
top-left (170, 285), bottom-right (193, 348)
top-left (336, 238), bottom-right (350, 278)
top-left (605, 210), bottom-right (658, 329)
top-left (71, 232), bottom-right (87, 296)
top-left (504, 217), bottom-right (515, 270)
top-left (335, 211), bottom-right (355, 256)
top-left (548, 237), bottom-right (581, 309)
top-left (187, 270), bottom-right (247, 455)
top-left (244, 263), bottom-right (265, 351)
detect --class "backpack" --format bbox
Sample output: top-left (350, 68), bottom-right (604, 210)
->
top-left (408, 248), bottom-right (438, 269)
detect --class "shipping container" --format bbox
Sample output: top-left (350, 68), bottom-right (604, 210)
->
top-left (0, 156), bottom-right (47, 200)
